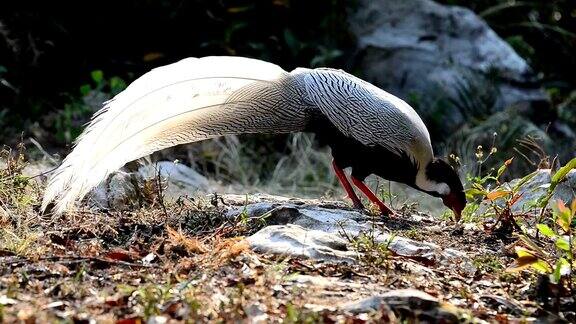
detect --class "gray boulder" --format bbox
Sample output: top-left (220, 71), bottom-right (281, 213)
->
top-left (224, 195), bottom-right (475, 275)
top-left (342, 289), bottom-right (458, 320)
top-left (349, 0), bottom-right (547, 128)
top-left (90, 161), bottom-right (209, 210)
top-left (510, 169), bottom-right (575, 214)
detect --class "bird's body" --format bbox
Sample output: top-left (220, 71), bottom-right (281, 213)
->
top-left (297, 68), bottom-right (432, 185)
top-left (43, 56), bottom-right (465, 218)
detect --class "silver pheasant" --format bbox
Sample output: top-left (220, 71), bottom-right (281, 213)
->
top-left (42, 56), bottom-right (466, 218)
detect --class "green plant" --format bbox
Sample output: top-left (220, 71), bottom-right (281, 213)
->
top-left (284, 302), bottom-right (322, 324)
top-left (0, 144), bottom-right (33, 209)
top-left (0, 144), bottom-right (45, 257)
top-left (378, 180), bottom-right (399, 210)
top-left (473, 254), bottom-right (504, 274)
top-left (182, 288), bottom-right (202, 320)
top-left (349, 232), bottom-right (395, 268)
top-left (131, 282), bottom-right (174, 319)
top-left (464, 156), bottom-right (576, 297)
top-left (507, 199), bottom-right (575, 286)
top-left (403, 228), bottom-right (425, 241)
top-left (469, 157), bottom-right (540, 230)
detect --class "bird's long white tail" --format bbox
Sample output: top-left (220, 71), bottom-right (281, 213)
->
top-left (42, 56), bottom-right (309, 214)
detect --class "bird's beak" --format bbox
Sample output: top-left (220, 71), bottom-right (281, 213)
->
top-left (442, 192), bottom-right (464, 222)
top-left (452, 207), bottom-right (462, 222)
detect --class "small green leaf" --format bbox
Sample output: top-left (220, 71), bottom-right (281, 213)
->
top-left (109, 76), bottom-right (127, 95)
top-left (480, 174), bottom-right (498, 184)
top-left (496, 157), bottom-right (514, 178)
top-left (515, 246), bottom-right (535, 258)
top-left (91, 70), bottom-right (104, 85)
top-left (539, 158), bottom-right (576, 209)
top-left (531, 259), bottom-right (553, 273)
top-left (496, 165), bottom-right (506, 179)
top-left (551, 157), bottom-right (576, 187)
top-left (555, 237), bottom-right (570, 251)
top-left (465, 188), bottom-right (486, 199)
top-left (552, 260), bottom-right (562, 284)
top-left (536, 224), bottom-right (556, 238)
top-left (79, 84), bottom-right (91, 96)
top-left (471, 182), bottom-right (486, 191)
top-left (551, 258), bottom-right (571, 284)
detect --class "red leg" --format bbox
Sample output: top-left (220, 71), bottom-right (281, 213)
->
top-left (332, 160), bottom-right (364, 209)
top-left (351, 176), bottom-right (395, 216)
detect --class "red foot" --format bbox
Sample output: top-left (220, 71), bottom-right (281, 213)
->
top-left (350, 177), bottom-right (395, 216)
top-left (332, 160), bottom-right (364, 210)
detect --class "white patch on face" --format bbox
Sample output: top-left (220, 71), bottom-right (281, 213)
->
top-left (415, 168), bottom-right (450, 195)
top-left (434, 182), bottom-right (450, 196)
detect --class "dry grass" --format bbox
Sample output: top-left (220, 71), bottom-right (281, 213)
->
top-left (0, 144), bottom-right (436, 322)
top-left (3, 138), bottom-right (573, 322)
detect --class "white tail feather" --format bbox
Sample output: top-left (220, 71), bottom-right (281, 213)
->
top-left (42, 56), bottom-right (307, 214)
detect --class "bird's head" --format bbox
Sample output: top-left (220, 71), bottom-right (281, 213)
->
top-left (423, 159), bottom-right (466, 221)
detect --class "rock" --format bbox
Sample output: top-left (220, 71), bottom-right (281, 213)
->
top-left (342, 289), bottom-right (437, 313)
top-left (147, 316), bottom-right (168, 324)
top-left (342, 289), bottom-right (461, 321)
top-left (244, 302), bottom-right (268, 323)
top-left (518, 168), bottom-right (575, 209)
top-left (0, 295), bottom-right (18, 306)
top-left (220, 193), bottom-right (348, 209)
top-left (229, 194), bottom-right (475, 274)
top-left (138, 161), bottom-right (210, 198)
top-left (248, 224), bottom-right (357, 263)
top-left (479, 294), bottom-right (524, 316)
top-left (225, 202), bottom-right (276, 219)
top-left (349, 0), bottom-right (547, 130)
top-left (90, 161), bottom-right (209, 210)
top-left (89, 170), bottom-right (135, 210)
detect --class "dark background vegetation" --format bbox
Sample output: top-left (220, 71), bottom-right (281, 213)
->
top-left (0, 0), bottom-right (575, 176)
top-left (0, 0), bottom-right (350, 143)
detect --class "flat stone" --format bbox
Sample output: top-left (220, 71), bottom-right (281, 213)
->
top-left (235, 196), bottom-right (476, 275)
top-left (90, 161), bottom-right (209, 209)
top-left (248, 224), bottom-right (357, 263)
top-left (343, 289), bottom-right (464, 322)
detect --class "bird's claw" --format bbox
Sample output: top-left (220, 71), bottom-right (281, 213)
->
top-left (381, 209), bottom-right (397, 218)
top-left (376, 204), bottom-right (396, 217)
top-left (380, 209), bottom-right (398, 218)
